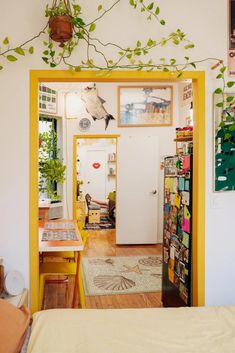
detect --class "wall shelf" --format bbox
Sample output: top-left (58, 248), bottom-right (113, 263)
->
top-left (174, 137), bottom-right (193, 142)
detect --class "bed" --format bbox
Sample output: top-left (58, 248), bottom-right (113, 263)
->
top-left (2, 299), bottom-right (235, 353)
top-left (28, 306), bottom-right (235, 353)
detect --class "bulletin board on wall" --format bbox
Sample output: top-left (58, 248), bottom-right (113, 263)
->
top-left (39, 84), bottom-right (57, 114)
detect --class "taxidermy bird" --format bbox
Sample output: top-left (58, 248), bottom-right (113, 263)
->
top-left (80, 85), bottom-right (115, 130)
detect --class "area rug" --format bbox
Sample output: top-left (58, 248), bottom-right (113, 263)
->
top-left (83, 216), bottom-right (115, 230)
top-left (82, 255), bottom-right (162, 296)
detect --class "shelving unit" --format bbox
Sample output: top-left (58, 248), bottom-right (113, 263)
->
top-left (174, 137), bottom-right (193, 155)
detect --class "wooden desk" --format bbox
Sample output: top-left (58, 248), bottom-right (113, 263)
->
top-left (39, 220), bottom-right (83, 307)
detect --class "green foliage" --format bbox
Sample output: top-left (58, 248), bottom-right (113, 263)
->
top-left (39, 125), bottom-right (66, 200)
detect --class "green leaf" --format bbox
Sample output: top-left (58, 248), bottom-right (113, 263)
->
top-left (15, 47), bottom-right (25, 56)
top-left (214, 88), bottom-right (222, 94)
top-left (227, 81), bottom-right (235, 88)
top-left (3, 37), bottom-right (9, 45)
top-left (170, 58), bottom-right (176, 65)
top-left (141, 7), bottom-right (145, 12)
top-left (226, 96), bottom-right (234, 102)
top-left (147, 14), bottom-right (152, 20)
top-left (184, 56), bottom-right (189, 61)
top-left (29, 46), bottom-right (34, 54)
top-left (155, 6), bottom-right (160, 15)
top-left (43, 50), bottom-right (49, 56)
top-left (190, 62), bottom-right (196, 69)
top-left (0, 66), bottom-right (3, 70)
top-left (147, 2), bottom-right (154, 10)
top-left (108, 60), bottom-right (114, 64)
top-left (129, 0), bottom-right (135, 6)
top-left (89, 23), bottom-right (96, 32)
top-left (98, 4), bottom-right (102, 11)
top-left (224, 133), bottom-right (231, 140)
top-left (177, 72), bottom-right (183, 78)
top-left (75, 66), bottom-right (81, 72)
top-left (136, 40), bottom-right (141, 48)
top-left (118, 51), bottom-right (124, 55)
top-left (160, 19), bottom-right (165, 25)
top-left (126, 53), bottom-right (132, 59)
top-left (50, 62), bottom-right (57, 68)
top-left (216, 74), bottom-right (222, 79)
top-left (220, 66), bottom-right (226, 73)
top-left (6, 55), bottom-right (17, 62)
top-left (42, 57), bottom-right (49, 64)
top-left (216, 102), bottom-right (223, 107)
top-left (147, 38), bottom-right (154, 47)
top-left (184, 44), bottom-right (195, 49)
top-left (229, 124), bottom-right (235, 131)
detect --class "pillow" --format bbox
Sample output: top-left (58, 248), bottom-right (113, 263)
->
top-left (0, 299), bottom-right (31, 353)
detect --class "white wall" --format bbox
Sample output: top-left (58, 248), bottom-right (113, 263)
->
top-left (0, 0), bottom-right (234, 306)
top-left (55, 82), bottom-right (178, 241)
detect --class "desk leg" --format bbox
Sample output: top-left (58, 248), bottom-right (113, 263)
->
top-left (72, 252), bottom-right (80, 308)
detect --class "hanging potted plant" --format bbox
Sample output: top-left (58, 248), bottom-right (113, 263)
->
top-left (45, 0), bottom-right (73, 48)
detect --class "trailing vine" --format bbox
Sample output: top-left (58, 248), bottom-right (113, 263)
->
top-left (0, 0), bottom-right (234, 106)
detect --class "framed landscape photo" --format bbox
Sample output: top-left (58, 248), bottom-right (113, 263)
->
top-left (118, 85), bottom-right (173, 127)
top-left (213, 93), bottom-right (235, 191)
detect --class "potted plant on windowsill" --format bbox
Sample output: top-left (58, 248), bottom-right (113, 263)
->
top-left (45, 0), bottom-right (73, 48)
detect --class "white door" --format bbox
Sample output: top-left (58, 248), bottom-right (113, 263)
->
top-left (84, 149), bottom-right (106, 200)
top-left (116, 135), bottom-right (159, 244)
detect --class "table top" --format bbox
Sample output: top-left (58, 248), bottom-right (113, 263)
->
top-left (39, 219), bottom-right (84, 252)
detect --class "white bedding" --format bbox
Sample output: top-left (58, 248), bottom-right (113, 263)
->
top-left (27, 307), bottom-right (235, 353)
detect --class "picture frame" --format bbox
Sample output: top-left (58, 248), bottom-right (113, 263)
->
top-left (118, 85), bottom-right (173, 127)
top-left (39, 83), bottom-right (57, 114)
top-left (213, 93), bottom-right (235, 191)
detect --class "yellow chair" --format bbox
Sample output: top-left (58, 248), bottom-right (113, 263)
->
top-left (39, 230), bottom-right (88, 310)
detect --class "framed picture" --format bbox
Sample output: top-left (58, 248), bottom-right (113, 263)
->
top-left (118, 86), bottom-right (173, 127)
top-left (213, 93), bottom-right (235, 191)
top-left (39, 84), bottom-right (57, 114)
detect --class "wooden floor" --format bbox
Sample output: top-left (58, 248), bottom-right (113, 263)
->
top-left (43, 229), bottom-right (162, 310)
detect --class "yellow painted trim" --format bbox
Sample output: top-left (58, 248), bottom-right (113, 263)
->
top-left (29, 73), bottom-right (39, 314)
top-left (30, 70), bottom-right (205, 312)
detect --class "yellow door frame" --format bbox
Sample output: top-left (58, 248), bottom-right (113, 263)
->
top-left (30, 70), bottom-right (205, 313)
top-left (72, 134), bottom-right (119, 221)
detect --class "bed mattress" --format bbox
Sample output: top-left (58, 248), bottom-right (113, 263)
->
top-left (27, 306), bottom-right (235, 353)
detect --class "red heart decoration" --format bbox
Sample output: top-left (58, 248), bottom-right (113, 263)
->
top-left (92, 162), bottom-right (101, 169)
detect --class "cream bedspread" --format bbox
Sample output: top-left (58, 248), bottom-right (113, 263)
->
top-left (27, 307), bottom-right (235, 353)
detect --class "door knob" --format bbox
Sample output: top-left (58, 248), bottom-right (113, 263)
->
top-left (152, 190), bottom-right (157, 194)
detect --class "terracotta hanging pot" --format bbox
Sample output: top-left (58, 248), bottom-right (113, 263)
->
top-left (49, 15), bottom-right (73, 47)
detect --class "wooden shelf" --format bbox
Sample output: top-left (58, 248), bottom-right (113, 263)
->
top-left (174, 137), bottom-right (193, 142)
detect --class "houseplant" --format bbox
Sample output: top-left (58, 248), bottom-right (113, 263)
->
top-left (45, 0), bottom-right (73, 48)
top-left (0, 0), bottom-right (234, 114)
top-left (39, 125), bottom-right (66, 201)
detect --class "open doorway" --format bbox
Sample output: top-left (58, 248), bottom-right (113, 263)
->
top-left (30, 70), bottom-right (205, 313)
top-left (74, 136), bottom-right (117, 231)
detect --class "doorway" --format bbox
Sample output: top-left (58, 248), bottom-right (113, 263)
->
top-left (73, 135), bottom-right (118, 232)
top-left (30, 70), bottom-right (205, 313)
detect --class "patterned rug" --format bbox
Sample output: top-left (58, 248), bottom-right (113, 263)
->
top-left (82, 255), bottom-right (162, 296)
top-left (83, 216), bottom-right (115, 230)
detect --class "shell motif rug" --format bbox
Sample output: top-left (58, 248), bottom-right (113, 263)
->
top-left (82, 255), bottom-right (162, 296)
